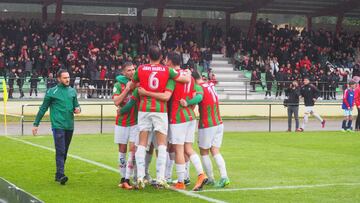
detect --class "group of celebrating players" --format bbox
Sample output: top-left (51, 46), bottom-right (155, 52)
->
top-left (112, 45), bottom-right (230, 191)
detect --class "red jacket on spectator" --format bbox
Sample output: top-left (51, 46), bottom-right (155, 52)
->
top-left (299, 58), bottom-right (312, 70)
top-left (100, 68), bottom-right (107, 80)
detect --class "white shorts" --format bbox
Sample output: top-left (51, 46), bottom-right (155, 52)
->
top-left (304, 106), bottom-right (315, 114)
top-left (344, 109), bottom-right (353, 116)
top-left (138, 112), bottom-right (168, 135)
top-left (114, 125), bottom-right (139, 144)
top-left (170, 120), bottom-right (197, 144)
top-left (198, 124), bottom-right (224, 149)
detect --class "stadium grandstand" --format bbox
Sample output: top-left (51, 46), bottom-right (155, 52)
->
top-left (1, 1), bottom-right (360, 203)
top-left (0, 0), bottom-right (359, 101)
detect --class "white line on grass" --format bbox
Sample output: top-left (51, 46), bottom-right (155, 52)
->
top-left (5, 136), bottom-right (227, 203)
top-left (194, 183), bottom-right (360, 193)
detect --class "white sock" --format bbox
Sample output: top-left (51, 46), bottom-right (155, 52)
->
top-left (313, 112), bottom-right (323, 122)
top-left (202, 155), bottom-right (214, 180)
top-left (165, 152), bottom-right (175, 179)
top-left (145, 152), bottom-right (152, 177)
top-left (176, 164), bottom-right (186, 183)
top-left (118, 152), bottom-right (126, 178)
top-left (185, 161), bottom-right (190, 179)
top-left (125, 151), bottom-right (135, 180)
top-left (135, 146), bottom-right (146, 179)
top-left (302, 114), bottom-right (309, 129)
top-left (190, 154), bottom-right (204, 175)
top-left (156, 145), bottom-right (167, 180)
top-left (214, 154), bottom-right (228, 179)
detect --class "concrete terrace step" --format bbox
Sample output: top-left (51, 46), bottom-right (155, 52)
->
top-left (211, 60), bottom-right (230, 65)
top-left (212, 64), bottom-right (234, 69)
top-left (217, 81), bottom-right (248, 86)
top-left (215, 74), bottom-right (244, 80)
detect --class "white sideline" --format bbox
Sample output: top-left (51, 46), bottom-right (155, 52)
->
top-left (5, 136), bottom-right (226, 203)
top-left (194, 182), bottom-right (360, 193)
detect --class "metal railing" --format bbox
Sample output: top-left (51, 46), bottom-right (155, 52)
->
top-left (20, 102), bottom-right (344, 135)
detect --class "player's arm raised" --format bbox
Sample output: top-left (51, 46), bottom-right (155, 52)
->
top-left (120, 88), bottom-right (139, 114)
top-left (170, 68), bottom-right (191, 83)
top-left (113, 80), bottom-right (132, 106)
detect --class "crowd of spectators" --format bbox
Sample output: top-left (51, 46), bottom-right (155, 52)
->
top-left (2, 16), bottom-right (360, 100)
top-left (0, 17), bottom-right (218, 99)
top-left (231, 18), bottom-right (360, 100)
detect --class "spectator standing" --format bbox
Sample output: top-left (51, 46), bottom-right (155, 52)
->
top-left (7, 68), bottom-right (16, 99)
top-left (284, 80), bottom-right (301, 132)
top-left (46, 73), bottom-right (57, 89)
top-left (203, 47), bottom-right (212, 73)
top-left (275, 68), bottom-right (285, 99)
top-left (29, 72), bottom-right (40, 97)
top-left (16, 68), bottom-right (25, 98)
top-left (265, 68), bottom-right (274, 99)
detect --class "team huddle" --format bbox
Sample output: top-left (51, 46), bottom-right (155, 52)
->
top-left (112, 46), bottom-right (229, 191)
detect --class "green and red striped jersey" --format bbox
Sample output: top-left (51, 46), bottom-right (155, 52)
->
top-left (198, 82), bottom-right (222, 128)
top-left (113, 82), bottom-right (138, 127)
top-left (169, 72), bottom-right (201, 124)
top-left (133, 64), bottom-right (178, 113)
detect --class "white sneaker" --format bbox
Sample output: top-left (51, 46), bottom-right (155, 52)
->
top-left (84, 95), bottom-right (88, 99)
top-left (98, 95), bottom-right (102, 99)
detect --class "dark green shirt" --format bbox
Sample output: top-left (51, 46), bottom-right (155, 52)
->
top-left (33, 83), bottom-right (80, 130)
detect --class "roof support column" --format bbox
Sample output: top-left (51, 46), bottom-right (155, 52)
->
top-left (225, 12), bottom-right (231, 37)
top-left (306, 15), bottom-right (312, 31)
top-left (336, 14), bottom-right (344, 33)
top-left (247, 10), bottom-right (258, 38)
top-left (156, 7), bottom-right (164, 33)
top-left (137, 8), bottom-right (143, 22)
top-left (54, 0), bottom-right (63, 23)
top-left (42, 5), bottom-right (48, 22)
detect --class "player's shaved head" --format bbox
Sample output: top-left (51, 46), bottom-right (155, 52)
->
top-left (148, 45), bottom-right (162, 61)
top-left (166, 52), bottom-right (181, 66)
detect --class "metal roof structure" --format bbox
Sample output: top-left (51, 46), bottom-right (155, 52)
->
top-left (0, 0), bottom-right (359, 18)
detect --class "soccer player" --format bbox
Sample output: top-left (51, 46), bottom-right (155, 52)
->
top-left (143, 52), bottom-right (208, 191)
top-left (299, 77), bottom-right (326, 132)
top-left (341, 80), bottom-right (356, 132)
top-left (32, 69), bottom-right (81, 185)
top-left (180, 70), bottom-right (230, 188)
top-left (112, 62), bottom-right (138, 190)
top-left (167, 52), bottom-right (208, 191)
top-left (130, 45), bottom-right (191, 189)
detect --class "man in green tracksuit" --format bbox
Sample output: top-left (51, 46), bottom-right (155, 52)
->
top-left (32, 69), bottom-right (81, 185)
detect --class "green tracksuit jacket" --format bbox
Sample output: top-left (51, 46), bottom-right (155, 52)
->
top-left (33, 83), bottom-right (80, 130)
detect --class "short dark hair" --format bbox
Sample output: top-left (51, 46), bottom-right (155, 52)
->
top-left (148, 45), bottom-right (162, 61)
top-left (167, 52), bottom-right (181, 66)
top-left (192, 69), bottom-right (201, 80)
top-left (57, 69), bottom-right (69, 78)
top-left (122, 61), bottom-right (133, 71)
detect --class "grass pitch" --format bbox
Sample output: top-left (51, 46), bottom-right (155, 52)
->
top-left (0, 132), bottom-right (360, 203)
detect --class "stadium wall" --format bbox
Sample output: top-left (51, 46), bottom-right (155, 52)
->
top-left (0, 100), bottom-right (349, 118)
